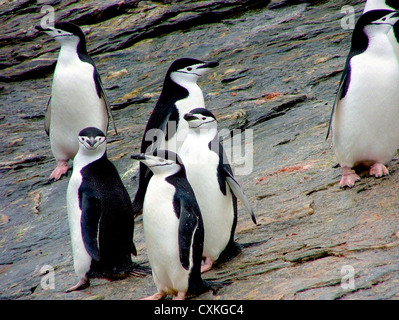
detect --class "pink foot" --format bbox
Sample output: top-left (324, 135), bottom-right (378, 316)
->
top-left (369, 163), bottom-right (389, 178)
top-left (140, 291), bottom-right (167, 300)
top-left (201, 257), bottom-right (214, 273)
top-left (339, 166), bottom-right (360, 188)
top-left (49, 160), bottom-right (69, 181)
top-left (172, 291), bottom-right (186, 300)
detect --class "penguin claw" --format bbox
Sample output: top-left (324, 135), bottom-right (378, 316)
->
top-left (49, 160), bottom-right (69, 181)
top-left (339, 166), bottom-right (360, 188)
top-left (201, 257), bottom-right (214, 273)
top-left (369, 163), bottom-right (389, 178)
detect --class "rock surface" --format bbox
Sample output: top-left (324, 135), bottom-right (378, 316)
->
top-left (2, 0), bottom-right (399, 300)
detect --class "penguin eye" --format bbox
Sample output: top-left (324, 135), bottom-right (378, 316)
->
top-left (202, 117), bottom-right (206, 120)
top-left (382, 17), bottom-right (387, 21)
top-left (187, 67), bottom-right (192, 71)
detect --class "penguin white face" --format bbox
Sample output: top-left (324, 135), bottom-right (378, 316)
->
top-left (131, 151), bottom-right (183, 176)
top-left (78, 127), bottom-right (106, 151)
top-left (183, 108), bottom-right (217, 130)
top-left (168, 58), bottom-right (219, 85)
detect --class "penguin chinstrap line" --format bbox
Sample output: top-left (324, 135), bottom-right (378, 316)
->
top-left (131, 150), bottom-right (210, 300)
top-left (327, 10), bottom-right (399, 188)
top-left (131, 58), bottom-right (219, 217)
top-left (179, 108), bottom-right (256, 273)
top-left (36, 21), bottom-right (117, 182)
top-left (66, 127), bottom-right (146, 293)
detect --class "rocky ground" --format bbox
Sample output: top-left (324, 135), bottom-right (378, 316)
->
top-left (1, 0), bottom-right (399, 300)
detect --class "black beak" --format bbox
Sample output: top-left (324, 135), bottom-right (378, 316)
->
top-left (183, 113), bottom-right (198, 121)
top-left (131, 153), bottom-right (146, 160)
top-left (198, 61), bottom-right (219, 69)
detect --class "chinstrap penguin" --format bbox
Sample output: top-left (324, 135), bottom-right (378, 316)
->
top-left (131, 150), bottom-right (209, 300)
top-left (36, 22), bottom-right (116, 181)
top-left (327, 10), bottom-right (399, 188)
top-left (179, 108), bottom-right (256, 272)
top-left (132, 57), bottom-right (219, 216)
top-left (66, 127), bottom-right (145, 292)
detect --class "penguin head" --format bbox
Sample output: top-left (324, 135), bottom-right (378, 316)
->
top-left (168, 58), bottom-right (219, 87)
top-left (360, 10), bottom-right (399, 34)
top-left (36, 21), bottom-right (87, 52)
top-left (183, 108), bottom-right (218, 131)
top-left (78, 127), bottom-right (106, 154)
top-left (131, 150), bottom-right (184, 176)
top-left (349, 9), bottom-right (399, 53)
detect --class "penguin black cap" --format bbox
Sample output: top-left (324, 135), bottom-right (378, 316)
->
top-left (168, 58), bottom-right (219, 73)
top-left (184, 108), bottom-right (217, 120)
top-left (79, 127), bottom-right (105, 138)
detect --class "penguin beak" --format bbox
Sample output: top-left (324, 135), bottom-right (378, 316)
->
top-left (131, 153), bottom-right (146, 161)
top-left (198, 61), bottom-right (219, 69)
top-left (183, 113), bottom-right (199, 121)
top-left (87, 138), bottom-right (97, 147)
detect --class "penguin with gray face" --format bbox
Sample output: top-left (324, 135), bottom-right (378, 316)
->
top-left (132, 58), bottom-right (219, 216)
top-left (131, 150), bottom-right (209, 300)
top-left (327, 10), bottom-right (399, 188)
top-left (66, 127), bottom-right (144, 292)
top-left (179, 108), bottom-right (256, 272)
top-left (36, 22), bottom-right (116, 181)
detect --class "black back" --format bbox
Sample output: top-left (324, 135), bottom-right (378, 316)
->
top-left (161, 151), bottom-right (208, 296)
top-left (78, 153), bottom-right (137, 278)
top-left (208, 134), bottom-right (239, 261)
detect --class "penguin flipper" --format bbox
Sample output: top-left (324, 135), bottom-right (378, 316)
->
top-left (224, 168), bottom-right (257, 224)
top-left (326, 68), bottom-right (348, 141)
top-left (81, 193), bottom-right (102, 262)
top-left (44, 97), bottom-right (51, 136)
top-left (177, 199), bottom-right (201, 271)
